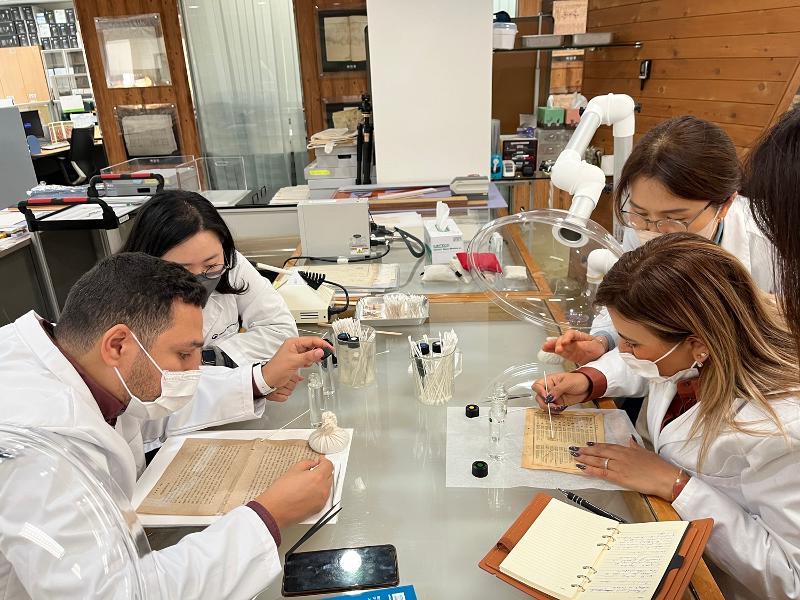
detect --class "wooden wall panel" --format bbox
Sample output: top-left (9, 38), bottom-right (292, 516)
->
top-left (492, 1), bottom-right (556, 135)
top-left (293, 0), bottom-right (368, 140)
top-left (582, 0), bottom-right (800, 154)
top-left (73, 0), bottom-right (200, 166)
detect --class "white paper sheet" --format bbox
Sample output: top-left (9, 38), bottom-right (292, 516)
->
top-left (0, 212), bottom-right (28, 232)
top-left (446, 407), bottom-right (641, 490)
top-left (133, 429), bottom-right (352, 527)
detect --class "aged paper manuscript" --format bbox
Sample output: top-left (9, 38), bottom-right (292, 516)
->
top-left (139, 438), bottom-right (320, 516)
top-left (522, 409), bottom-right (604, 475)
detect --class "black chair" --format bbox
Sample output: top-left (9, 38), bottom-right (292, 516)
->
top-left (58, 126), bottom-right (97, 185)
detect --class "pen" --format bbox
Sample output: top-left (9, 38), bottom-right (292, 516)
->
top-left (544, 370), bottom-right (554, 439)
top-left (558, 488), bottom-right (628, 524)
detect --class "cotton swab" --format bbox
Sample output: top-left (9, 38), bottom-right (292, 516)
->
top-left (544, 370), bottom-right (554, 439)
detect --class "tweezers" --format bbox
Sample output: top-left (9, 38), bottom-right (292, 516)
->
top-left (285, 501), bottom-right (343, 556)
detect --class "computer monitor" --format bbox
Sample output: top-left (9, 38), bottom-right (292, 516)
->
top-left (20, 110), bottom-right (44, 139)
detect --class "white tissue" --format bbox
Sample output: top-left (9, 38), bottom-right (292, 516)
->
top-left (503, 265), bottom-right (528, 280)
top-left (421, 264), bottom-right (459, 282)
top-left (435, 201), bottom-right (450, 232)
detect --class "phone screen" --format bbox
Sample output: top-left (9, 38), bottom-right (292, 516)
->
top-left (282, 544), bottom-right (399, 596)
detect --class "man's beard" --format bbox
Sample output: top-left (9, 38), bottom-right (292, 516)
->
top-left (124, 355), bottom-right (162, 403)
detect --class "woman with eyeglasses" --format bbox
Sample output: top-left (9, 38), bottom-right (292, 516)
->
top-left (121, 191), bottom-right (312, 451)
top-left (543, 116), bottom-right (774, 366)
top-left (122, 190), bottom-right (296, 366)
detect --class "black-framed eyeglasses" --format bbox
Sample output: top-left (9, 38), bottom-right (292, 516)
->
top-left (198, 264), bottom-right (228, 280)
top-left (620, 200), bottom-right (718, 234)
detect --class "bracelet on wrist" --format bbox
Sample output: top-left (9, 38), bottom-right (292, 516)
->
top-left (671, 468), bottom-right (690, 502)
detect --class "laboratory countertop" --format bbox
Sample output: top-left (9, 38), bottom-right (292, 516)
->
top-left (145, 320), bottom-right (705, 599)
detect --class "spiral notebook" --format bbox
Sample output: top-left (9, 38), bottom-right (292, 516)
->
top-left (480, 494), bottom-right (713, 600)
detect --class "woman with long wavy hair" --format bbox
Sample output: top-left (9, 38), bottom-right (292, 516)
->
top-left (533, 233), bottom-right (800, 600)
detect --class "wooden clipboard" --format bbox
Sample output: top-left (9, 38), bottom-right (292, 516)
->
top-left (479, 493), bottom-right (714, 600)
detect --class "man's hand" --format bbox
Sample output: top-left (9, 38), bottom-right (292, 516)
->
top-left (254, 458), bottom-right (334, 529)
top-left (261, 336), bottom-right (333, 390)
top-left (266, 373), bottom-right (302, 403)
top-left (541, 330), bottom-right (608, 365)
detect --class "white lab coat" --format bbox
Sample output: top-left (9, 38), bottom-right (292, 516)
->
top-left (205, 250), bottom-right (297, 366)
top-left (586, 348), bottom-right (800, 600)
top-left (137, 251), bottom-right (298, 450)
top-left (590, 195), bottom-right (775, 340)
top-left (0, 311), bottom-right (281, 600)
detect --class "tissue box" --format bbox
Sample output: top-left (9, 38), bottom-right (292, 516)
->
top-left (423, 218), bottom-right (464, 265)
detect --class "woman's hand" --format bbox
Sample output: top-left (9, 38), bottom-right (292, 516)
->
top-left (571, 437), bottom-right (682, 501)
top-left (531, 372), bottom-right (591, 412)
top-left (541, 330), bottom-right (608, 365)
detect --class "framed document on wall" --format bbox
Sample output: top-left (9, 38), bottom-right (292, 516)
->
top-left (317, 9), bottom-right (367, 73)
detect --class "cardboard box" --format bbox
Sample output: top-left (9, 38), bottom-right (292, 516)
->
top-left (423, 218), bottom-right (464, 265)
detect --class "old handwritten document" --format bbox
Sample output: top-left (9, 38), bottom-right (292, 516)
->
top-left (522, 409), bottom-right (604, 474)
top-left (138, 438), bottom-right (320, 516)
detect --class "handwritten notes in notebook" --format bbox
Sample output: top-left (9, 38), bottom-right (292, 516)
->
top-left (522, 409), bottom-right (604, 474)
top-left (582, 524), bottom-right (687, 599)
top-left (499, 499), bottom-right (688, 600)
top-left (138, 438), bottom-right (320, 516)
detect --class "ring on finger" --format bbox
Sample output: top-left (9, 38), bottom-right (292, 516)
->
top-left (603, 458), bottom-right (610, 470)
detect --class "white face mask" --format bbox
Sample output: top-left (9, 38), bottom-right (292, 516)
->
top-left (619, 341), bottom-right (682, 380)
top-left (114, 331), bottom-right (200, 420)
top-left (694, 208), bottom-right (721, 240)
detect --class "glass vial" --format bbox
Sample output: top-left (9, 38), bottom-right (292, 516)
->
top-left (488, 383), bottom-right (508, 461)
top-left (319, 356), bottom-right (336, 406)
top-left (308, 371), bottom-right (324, 428)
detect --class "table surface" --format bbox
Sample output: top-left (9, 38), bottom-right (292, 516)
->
top-left (145, 320), bottom-right (669, 599)
top-left (268, 207), bottom-right (599, 332)
top-left (31, 137), bottom-right (104, 158)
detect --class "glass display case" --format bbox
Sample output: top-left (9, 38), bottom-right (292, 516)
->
top-left (94, 14), bottom-right (171, 88)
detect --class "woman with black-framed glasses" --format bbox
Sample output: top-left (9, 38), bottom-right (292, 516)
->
top-left (122, 190), bottom-right (297, 368)
top-left (121, 190), bottom-right (313, 453)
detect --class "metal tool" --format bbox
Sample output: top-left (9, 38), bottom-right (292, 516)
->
top-left (544, 370), bottom-right (554, 439)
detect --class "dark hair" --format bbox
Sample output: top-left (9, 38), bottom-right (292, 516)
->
top-left (742, 105), bottom-right (800, 354)
top-left (613, 116), bottom-right (741, 221)
top-left (55, 253), bottom-right (206, 354)
top-left (121, 190), bottom-right (246, 295)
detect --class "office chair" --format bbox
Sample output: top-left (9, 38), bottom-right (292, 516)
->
top-left (58, 126), bottom-right (96, 185)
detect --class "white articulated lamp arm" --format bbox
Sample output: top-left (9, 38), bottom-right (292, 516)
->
top-left (550, 93), bottom-right (636, 244)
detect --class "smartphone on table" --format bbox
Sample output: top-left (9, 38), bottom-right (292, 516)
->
top-left (282, 544), bottom-right (399, 597)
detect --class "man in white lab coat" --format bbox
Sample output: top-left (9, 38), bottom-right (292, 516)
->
top-left (0, 252), bottom-right (333, 599)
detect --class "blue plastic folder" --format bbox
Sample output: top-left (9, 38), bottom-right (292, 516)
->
top-left (327, 585), bottom-right (417, 600)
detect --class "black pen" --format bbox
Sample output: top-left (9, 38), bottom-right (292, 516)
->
top-left (558, 488), bottom-right (628, 524)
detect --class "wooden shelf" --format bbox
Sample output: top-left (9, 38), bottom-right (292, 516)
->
top-left (495, 41), bottom-right (642, 54)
